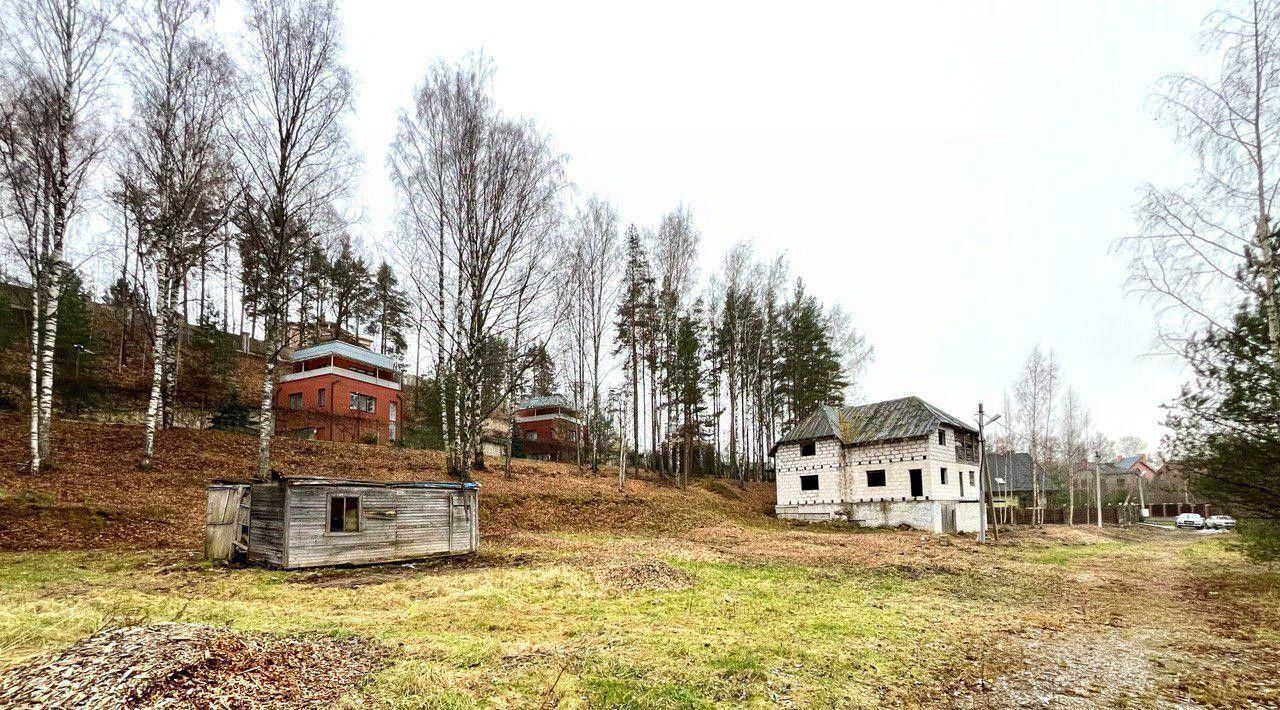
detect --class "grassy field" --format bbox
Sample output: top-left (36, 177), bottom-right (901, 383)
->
top-left (1, 526), bottom-right (1277, 708)
top-left (1, 417), bottom-right (1278, 707)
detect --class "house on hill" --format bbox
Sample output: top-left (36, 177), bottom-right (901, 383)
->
top-left (771, 396), bottom-right (983, 533)
top-left (274, 340), bottom-right (403, 445)
top-left (514, 394), bottom-right (586, 462)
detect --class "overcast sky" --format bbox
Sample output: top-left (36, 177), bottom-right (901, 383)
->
top-left (212, 0), bottom-right (1215, 451)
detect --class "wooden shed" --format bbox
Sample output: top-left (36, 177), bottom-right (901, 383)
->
top-left (239, 475), bottom-right (479, 569)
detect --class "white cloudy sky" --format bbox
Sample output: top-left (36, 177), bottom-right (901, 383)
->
top-left (213, 0), bottom-right (1218, 450)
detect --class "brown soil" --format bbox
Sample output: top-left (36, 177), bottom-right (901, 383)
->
top-left (0, 414), bottom-right (776, 551)
top-left (0, 622), bottom-right (382, 708)
top-left (594, 558), bottom-right (696, 591)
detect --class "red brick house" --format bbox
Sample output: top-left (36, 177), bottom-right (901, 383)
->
top-left (514, 394), bottom-right (586, 462)
top-left (274, 340), bottom-right (403, 445)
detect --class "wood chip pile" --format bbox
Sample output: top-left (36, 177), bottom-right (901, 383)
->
top-left (596, 559), bottom-right (695, 591)
top-left (0, 622), bottom-right (381, 708)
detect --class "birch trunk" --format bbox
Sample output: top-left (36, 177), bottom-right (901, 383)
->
top-left (141, 263), bottom-right (171, 469)
top-left (27, 280), bottom-right (42, 471)
top-left (36, 260), bottom-right (60, 464)
top-left (255, 305), bottom-right (278, 480)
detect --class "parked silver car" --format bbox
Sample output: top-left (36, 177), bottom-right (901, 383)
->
top-left (1205, 515), bottom-right (1236, 530)
top-left (1175, 512), bottom-right (1205, 529)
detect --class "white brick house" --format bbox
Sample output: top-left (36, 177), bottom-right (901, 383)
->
top-left (771, 396), bottom-right (983, 533)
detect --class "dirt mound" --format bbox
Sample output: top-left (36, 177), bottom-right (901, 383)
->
top-left (596, 559), bottom-right (695, 591)
top-left (0, 623), bottom-right (382, 708)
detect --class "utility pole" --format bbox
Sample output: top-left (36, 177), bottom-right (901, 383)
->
top-left (976, 403), bottom-right (1002, 543)
top-left (1094, 454), bottom-right (1104, 529)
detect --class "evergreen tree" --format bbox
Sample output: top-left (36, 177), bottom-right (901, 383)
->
top-left (527, 343), bottom-right (556, 397)
top-left (372, 261), bottom-right (409, 354)
top-left (1167, 303), bottom-right (1280, 561)
top-left (327, 237), bottom-right (375, 339)
top-left (614, 224), bottom-right (655, 457)
top-left (775, 279), bottom-right (846, 425)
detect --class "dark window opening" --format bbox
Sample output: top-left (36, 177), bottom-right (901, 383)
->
top-left (969, 470), bottom-right (976, 486)
top-left (940, 467), bottom-right (948, 485)
top-left (800, 474), bottom-right (819, 491)
top-left (867, 469), bottom-right (886, 487)
top-left (318, 387), bottom-right (327, 408)
top-left (909, 469), bottom-right (923, 497)
top-left (328, 496), bottom-right (360, 533)
top-left (287, 392), bottom-right (302, 409)
top-left (938, 429), bottom-right (946, 445)
top-left (800, 442), bottom-right (816, 457)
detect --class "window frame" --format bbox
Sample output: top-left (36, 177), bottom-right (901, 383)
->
top-left (866, 469), bottom-right (887, 487)
top-left (799, 474), bottom-right (820, 491)
top-left (327, 494), bottom-right (362, 534)
top-left (938, 429), bottom-right (946, 445)
top-left (287, 392), bottom-right (303, 410)
top-left (800, 441), bottom-right (817, 457)
top-left (317, 387), bottom-right (326, 408)
top-left (940, 467), bottom-right (948, 485)
top-left (349, 392), bottom-right (376, 414)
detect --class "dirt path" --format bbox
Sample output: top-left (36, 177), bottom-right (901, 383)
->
top-left (990, 531), bottom-right (1280, 709)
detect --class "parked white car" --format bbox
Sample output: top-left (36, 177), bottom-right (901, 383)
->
top-left (1205, 515), bottom-right (1236, 530)
top-left (1175, 513), bottom-right (1205, 530)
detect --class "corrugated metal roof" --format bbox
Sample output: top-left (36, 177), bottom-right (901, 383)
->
top-left (987, 452), bottom-right (1061, 492)
top-left (1114, 454), bottom-right (1143, 471)
top-left (289, 340), bottom-right (398, 372)
top-left (771, 396), bottom-right (978, 454)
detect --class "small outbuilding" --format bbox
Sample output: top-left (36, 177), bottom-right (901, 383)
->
top-left (207, 475), bottom-right (479, 569)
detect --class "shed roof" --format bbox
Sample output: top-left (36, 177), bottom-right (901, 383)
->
top-left (289, 340), bottom-right (398, 372)
top-left (771, 396), bottom-right (978, 454)
top-left (280, 475), bottom-right (478, 490)
top-left (986, 452), bottom-right (1061, 492)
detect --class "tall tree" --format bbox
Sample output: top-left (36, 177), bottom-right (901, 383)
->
top-left (121, 0), bottom-right (237, 469)
top-left (1120, 0), bottom-right (1280, 372)
top-left (567, 195), bottom-right (621, 472)
top-left (0, 0), bottom-right (115, 471)
top-left (614, 224), bottom-right (655, 464)
top-left (389, 56), bottom-right (565, 478)
top-left (327, 236), bottom-right (373, 337)
top-left (234, 0), bottom-right (355, 480)
top-left (372, 260), bottom-right (408, 354)
top-left (1168, 303), bottom-right (1280, 559)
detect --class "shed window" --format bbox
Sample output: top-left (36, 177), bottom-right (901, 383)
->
top-left (350, 392), bottom-right (376, 413)
top-left (867, 469), bottom-right (886, 487)
top-left (938, 429), bottom-right (946, 445)
top-left (328, 496), bottom-right (360, 532)
top-left (800, 442), bottom-right (816, 457)
top-left (800, 474), bottom-right (819, 491)
top-left (940, 467), bottom-right (948, 485)
top-left (287, 392), bottom-right (302, 409)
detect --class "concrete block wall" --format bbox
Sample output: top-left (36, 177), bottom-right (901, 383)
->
top-left (839, 438), bottom-right (931, 501)
top-left (926, 426), bottom-right (980, 502)
top-left (775, 438), bottom-right (842, 506)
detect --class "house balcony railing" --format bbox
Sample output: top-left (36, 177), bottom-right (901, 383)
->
top-left (956, 444), bottom-right (979, 464)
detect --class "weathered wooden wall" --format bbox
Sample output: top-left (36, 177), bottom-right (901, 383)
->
top-left (245, 480), bottom-right (479, 569)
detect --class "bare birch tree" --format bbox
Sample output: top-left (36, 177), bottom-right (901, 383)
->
top-left (390, 56), bottom-right (565, 479)
top-left (1058, 387), bottom-right (1091, 525)
top-left (1013, 344), bottom-right (1060, 526)
top-left (0, 0), bottom-right (115, 471)
top-left (234, 0), bottom-right (355, 479)
top-left (1119, 0), bottom-right (1280, 371)
top-left (567, 194), bottom-right (621, 472)
top-left (120, 0), bottom-right (237, 469)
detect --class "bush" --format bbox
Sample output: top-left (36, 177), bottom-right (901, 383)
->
top-left (360, 432), bottom-right (379, 445)
top-left (211, 390), bottom-right (253, 432)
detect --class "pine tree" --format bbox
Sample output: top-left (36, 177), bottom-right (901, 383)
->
top-left (327, 238), bottom-right (375, 339)
top-left (372, 261), bottom-right (409, 354)
top-left (614, 224), bottom-right (655, 460)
